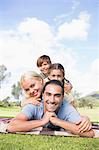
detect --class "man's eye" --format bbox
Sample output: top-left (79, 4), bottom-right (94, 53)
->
top-left (55, 94), bottom-right (61, 97)
top-left (46, 93), bottom-right (51, 96)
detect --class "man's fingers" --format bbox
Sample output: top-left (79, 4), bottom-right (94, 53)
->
top-left (78, 122), bottom-right (92, 133)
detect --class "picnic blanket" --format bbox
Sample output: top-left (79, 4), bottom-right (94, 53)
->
top-left (0, 118), bottom-right (99, 138)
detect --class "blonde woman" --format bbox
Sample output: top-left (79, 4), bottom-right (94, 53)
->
top-left (20, 71), bottom-right (43, 107)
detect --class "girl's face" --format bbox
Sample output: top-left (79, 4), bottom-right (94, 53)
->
top-left (39, 61), bottom-right (51, 76)
top-left (49, 69), bottom-right (64, 82)
top-left (22, 77), bottom-right (43, 98)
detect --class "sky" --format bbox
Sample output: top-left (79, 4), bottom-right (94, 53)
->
top-left (0, 0), bottom-right (99, 100)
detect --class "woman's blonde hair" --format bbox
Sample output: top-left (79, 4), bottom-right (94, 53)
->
top-left (20, 71), bottom-right (43, 87)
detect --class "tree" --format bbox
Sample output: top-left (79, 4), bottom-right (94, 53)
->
top-left (2, 96), bottom-right (10, 107)
top-left (0, 64), bottom-right (11, 88)
top-left (73, 90), bottom-right (81, 99)
top-left (11, 81), bottom-right (22, 99)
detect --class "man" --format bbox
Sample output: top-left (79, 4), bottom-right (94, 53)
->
top-left (7, 80), bottom-right (94, 137)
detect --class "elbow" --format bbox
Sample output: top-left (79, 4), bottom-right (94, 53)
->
top-left (7, 124), bottom-right (15, 133)
top-left (70, 126), bottom-right (95, 138)
top-left (79, 129), bottom-right (95, 138)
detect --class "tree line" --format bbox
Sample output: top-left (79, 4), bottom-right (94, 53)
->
top-left (0, 65), bottom-right (22, 102)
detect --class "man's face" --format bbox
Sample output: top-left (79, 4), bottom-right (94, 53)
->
top-left (39, 61), bottom-right (51, 76)
top-left (43, 84), bottom-right (64, 112)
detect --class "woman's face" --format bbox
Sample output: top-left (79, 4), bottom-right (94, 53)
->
top-left (22, 77), bottom-right (43, 98)
top-left (49, 69), bottom-right (64, 82)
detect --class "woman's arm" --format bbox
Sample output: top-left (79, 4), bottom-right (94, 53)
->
top-left (21, 97), bottom-right (41, 107)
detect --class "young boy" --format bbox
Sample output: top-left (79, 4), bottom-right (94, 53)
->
top-left (36, 55), bottom-right (52, 79)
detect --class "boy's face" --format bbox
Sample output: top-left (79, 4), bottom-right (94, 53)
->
top-left (39, 61), bottom-right (51, 76)
top-left (43, 83), bottom-right (63, 112)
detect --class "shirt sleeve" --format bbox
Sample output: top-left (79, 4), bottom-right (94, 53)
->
top-left (21, 104), bottom-right (36, 120)
top-left (58, 100), bottom-right (81, 123)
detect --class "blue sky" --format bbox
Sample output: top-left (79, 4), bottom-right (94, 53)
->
top-left (0, 0), bottom-right (99, 99)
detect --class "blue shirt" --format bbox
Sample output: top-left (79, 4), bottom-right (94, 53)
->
top-left (21, 100), bottom-right (81, 123)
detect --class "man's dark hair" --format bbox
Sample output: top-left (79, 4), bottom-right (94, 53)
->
top-left (42, 79), bottom-right (64, 96)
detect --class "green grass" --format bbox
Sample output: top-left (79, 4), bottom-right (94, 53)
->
top-left (0, 106), bottom-right (21, 118)
top-left (0, 134), bottom-right (99, 150)
top-left (77, 107), bottom-right (99, 123)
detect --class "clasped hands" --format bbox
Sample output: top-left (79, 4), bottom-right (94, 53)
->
top-left (41, 111), bottom-right (92, 133)
top-left (41, 111), bottom-right (59, 126)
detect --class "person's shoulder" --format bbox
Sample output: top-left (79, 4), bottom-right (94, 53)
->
top-left (40, 72), bottom-right (47, 79)
top-left (62, 99), bottom-right (70, 106)
top-left (64, 93), bottom-right (74, 103)
top-left (62, 99), bottom-right (74, 109)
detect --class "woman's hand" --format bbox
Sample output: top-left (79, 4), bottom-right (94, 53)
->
top-left (76, 116), bottom-right (92, 133)
top-left (21, 97), bottom-right (41, 107)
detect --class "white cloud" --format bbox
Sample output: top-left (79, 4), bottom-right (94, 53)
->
top-left (70, 58), bottom-right (99, 96)
top-left (72, 0), bottom-right (80, 11)
top-left (0, 15), bottom-right (98, 99)
top-left (17, 17), bottom-right (55, 50)
top-left (91, 58), bottom-right (99, 75)
top-left (54, 0), bottom-right (80, 24)
top-left (0, 17), bottom-right (55, 71)
top-left (57, 11), bottom-right (90, 40)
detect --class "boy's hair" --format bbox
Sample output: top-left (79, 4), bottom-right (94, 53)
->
top-left (42, 79), bottom-right (64, 96)
top-left (37, 55), bottom-right (52, 67)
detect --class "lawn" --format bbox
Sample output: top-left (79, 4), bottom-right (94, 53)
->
top-left (0, 134), bottom-right (99, 150)
top-left (77, 107), bottom-right (99, 123)
top-left (0, 106), bottom-right (21, 118)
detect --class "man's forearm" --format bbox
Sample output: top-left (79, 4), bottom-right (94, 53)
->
top-left (7, 119), bottom-right (45, 132)
top-left (51, 118), bottom-right (94, 137)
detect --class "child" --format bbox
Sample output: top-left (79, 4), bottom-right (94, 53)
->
top-left (44, 63), bottom-right (76, 107)
top-left (36, 55), bottom-right (52, 79)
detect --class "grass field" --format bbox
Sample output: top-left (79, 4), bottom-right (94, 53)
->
top-left (0, 106), bottom-right (21, 118)
top-left (77, 107), bottom-right (99, 123)
top-left (0, 134), bottom-right (99, 150)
